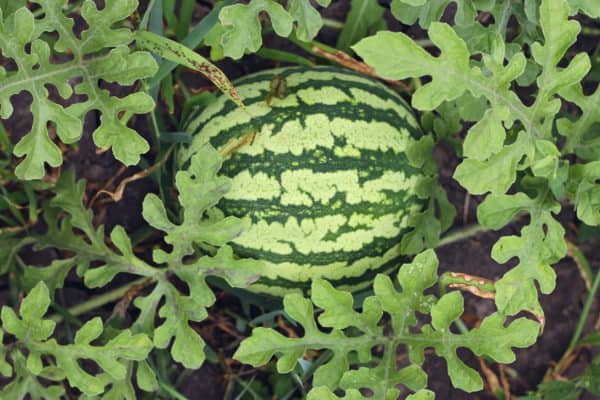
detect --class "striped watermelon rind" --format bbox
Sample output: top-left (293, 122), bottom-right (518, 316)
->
top-left (181, 66), bottom-right (435, 296)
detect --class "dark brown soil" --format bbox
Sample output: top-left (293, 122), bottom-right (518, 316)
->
top-left (1, 1), bottom-right (599, 399)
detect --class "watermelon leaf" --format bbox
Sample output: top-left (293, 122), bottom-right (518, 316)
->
top-left (466, 145), bottom-right (566, 319)
top-left (0, 282), bottom-right (153, 396)
top-left (388, 0), bottom-right (546, 54)
top-left (11, 144), bottom-right (264, 380)
top-left (138, 144), bottom-right (264, 368)
top-left (307, 386), bottom-right (436, 400)
top-left (207, 0), bottom-right (331, 59)
top-left (354, 0), bottom-right (586, 317)
top-left (566, 162), bottom-right (600, 226)
top-left (390, 0), bottom-right (465, 29)
top-left (558, 84), bottom-right (600, 161)
top-left (134, 30), bottom-right (244, 108)
top-left (402, 136), bottom-right (456, 253)
top-left (235, 250), bottom-right (539, 397)
top-left (0, 0), bottom-right (158, 179)
top-left (21, 169), bottom-right (157, 292)
top-left (0, 0), bottom-right (26, 16)
top-left (219, 0), bottom-right (293, 59)
top-left (567, 0), bottom-right (600, 17)
top-left (357, 0), bottom-right (588, 188)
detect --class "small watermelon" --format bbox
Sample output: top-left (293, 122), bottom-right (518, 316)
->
top-left (182, 66), bottom-right (430, 295)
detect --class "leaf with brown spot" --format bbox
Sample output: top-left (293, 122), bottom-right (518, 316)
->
top-left (135, 31), bottom-right (244, 108)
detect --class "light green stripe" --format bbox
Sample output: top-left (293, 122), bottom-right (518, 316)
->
top-left (236, 114), bottom-right (334, 157)
top-left (231, 212), bottom-right (409, 256)
top-left (229, 115), bottom-right (415, 159)
top-left (296, 86), bottom-right (350, 105)
top-left (226, 170), bottom-right (281, 201)
top-left (225, 168), bottom-right (420, 206)
top-left (238, 241), bottom-right (405, 289)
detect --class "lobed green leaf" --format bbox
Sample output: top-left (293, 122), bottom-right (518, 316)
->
top-left (0, 0), bottom-right (158, 179)
top-left (355, 0), bottom-right (586, 316)
top-left (207, 0), bottom-right (331, 59)
top-left (0, 282), bottom-right (152, 396)
top-left (236, 250), bottom-right (539, 397)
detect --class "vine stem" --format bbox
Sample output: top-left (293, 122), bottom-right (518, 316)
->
top-left (158, 379), bottom-right (189, 400)
top-left (570, 265), bottom-right (600, 348)
top-left (436, 224), bottom-right (486, 248)
top-left (321, 18), bottom-right (344, 30)
top-left (547, 245), bottom-right (600, 377)
top-left (47, 224), bottom-right (489, 324)
top-left (48, 277), bottom-right (150, 323)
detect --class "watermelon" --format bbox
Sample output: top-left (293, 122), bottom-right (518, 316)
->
top-left (181, 66), bottom-right (429, 296)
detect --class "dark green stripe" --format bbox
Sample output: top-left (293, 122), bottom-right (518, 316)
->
top-left (200, 102), bottom-right (420, 154)
top-left (187, 76), bottom-right (418, 140)
top-left (219, 193), bottom-right (424, 223)
top-left (230, 229), bottom-right (410, 266)
top-left (256, 253), bottom-right (409, 292)
top-left (220, 140), bottom-right (422, 183)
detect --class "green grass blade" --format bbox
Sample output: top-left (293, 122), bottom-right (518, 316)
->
top-left (256, 47), bottom-right (315, 66)
top-left (148, 0), bottom-right (237, 89)
top-left (176, 0), bottom-right (196, 40)
top-left (163, 0), bottom-right (177, 31)
top-left (140, 0), bottom-right (159, 29)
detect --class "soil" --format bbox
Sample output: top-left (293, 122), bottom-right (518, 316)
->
top-left (1, 1), bottom-right (599, 399)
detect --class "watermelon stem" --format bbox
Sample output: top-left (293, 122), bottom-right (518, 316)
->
top-left (436, 224), bottom-right (487, 248)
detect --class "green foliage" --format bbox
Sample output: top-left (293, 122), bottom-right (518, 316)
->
top-left (137, 144), bottom-right (264, 369)
top-left (568, 0), bottom-right (600, 17)
top-left (390, 0), bottom-right (598, 51)
top-left (21, 168), bottom-right (148, 294)
top-left (0, 0), bottom-right (26, 16)
top-left (353, 0), bottom-right (593, 318)
top-left (0, 282), bottom-right (152, 396)
top-left (336, 0), bottom-right (386, 53)
top-left (521, 355), bottom-right (600, 399)
top-left (402, 136), bottom-right (456, 254)
top-left (134, 30), bottom-right (244, 107)
top-left (206, 0), bottom-right (331, 59)
top-left (558, 83), bottom-right (600, 161)
top-left (0, 0), bottom-right (158, 179)
top-left (1, 0), bottom-right (599, 398)
top-left (235, 250), bottom-right (539, 398)
top-left (3, 144), bottom-right (264, 396)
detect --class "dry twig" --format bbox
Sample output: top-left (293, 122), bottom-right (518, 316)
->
top-left (310, 46), bottom-right (413, 94)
